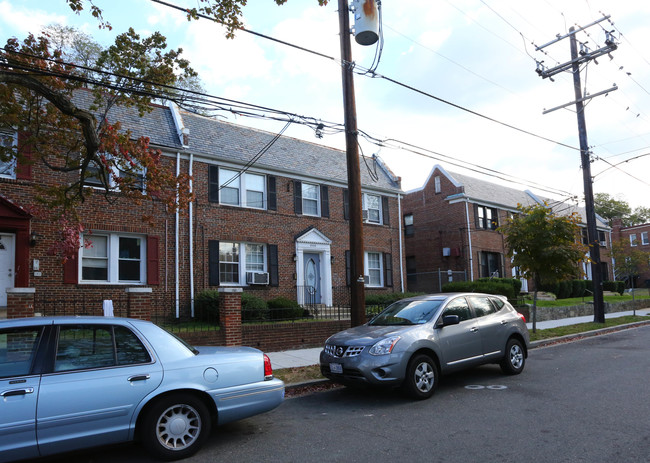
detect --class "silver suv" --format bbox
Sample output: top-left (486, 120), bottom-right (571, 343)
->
top-left (320, 293), bottom-right (530, 399)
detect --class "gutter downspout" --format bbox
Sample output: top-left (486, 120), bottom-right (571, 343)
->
top-left (175, 152), bottom-right (180, 318)
top-left (189, 154), bottom-right (195, 317)
top-left (397, 193), bottom-right (405, 292)
top-left (465, 201), bottom-right (474, 281)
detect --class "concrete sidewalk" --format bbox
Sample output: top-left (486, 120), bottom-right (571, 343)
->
top-left (266, 309), bottom-right (650, 370)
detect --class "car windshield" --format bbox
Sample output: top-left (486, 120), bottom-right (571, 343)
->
top-left (369, 300), bottom-right (443, 326)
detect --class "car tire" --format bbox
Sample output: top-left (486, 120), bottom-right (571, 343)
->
top-left (500, 338), bottom-right (525, 375)
top-left (141, 393), bottom-right (211, 461)
top-left (402, 354), bottom-right (438, 400)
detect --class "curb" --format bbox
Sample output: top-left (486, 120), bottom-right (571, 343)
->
top-left (529, 319), bottom-right (650, 349)
top-left (286, 319), bottom-right (650, 390)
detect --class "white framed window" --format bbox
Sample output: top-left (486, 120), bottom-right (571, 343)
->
top-left (365, 251), bottom-right (383, 287)
top-left (477, 205), bottom-right (498, 230)
top-left (434, 176), bottom-right (441, 194)
top-left (642, 232), bottom-right (649, 245)
top-left (85, 154), bottom-right (146, 191)
top-left (630, 234), bottom-right (637, 246)
top-left (219, 168), bottom-right (266, 209)
top-left (302, 182), bottom-right (320, 216)
top-left (363, 193), bottom-right (382, 224)
top-left (219, 241), bottom-right (267, 285)
top-left (80, 233), bottom-right (145, 284)
top-left (0, 129), bottom-right (17, 179)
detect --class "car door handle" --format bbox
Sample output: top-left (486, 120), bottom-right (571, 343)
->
top-left (500, 320), bottom-right (508, 325)
top-left (127, 374), bottom-right (150, 382)
top-left (470, 327), bottom-right (479, 333)
top-left (1, 387), bottom-right (34, 397)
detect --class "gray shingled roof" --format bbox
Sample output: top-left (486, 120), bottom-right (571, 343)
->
top-left (443, 168), bottom-right (609, 229)
top-left (74, 90), bottom-right (401, 193)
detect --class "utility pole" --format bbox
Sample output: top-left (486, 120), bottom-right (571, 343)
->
top-left (338, 0), bottom-right (365, 326)
top-left (536, 17), bottom-right (618, 324)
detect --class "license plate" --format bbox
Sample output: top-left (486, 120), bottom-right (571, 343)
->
top-left (330, 363), bottom-right (343, 374)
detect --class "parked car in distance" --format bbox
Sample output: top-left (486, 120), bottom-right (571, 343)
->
top-left (320, 293), bottom-right (529, 399)
top-left (0, 317), bottom-right (284, 462)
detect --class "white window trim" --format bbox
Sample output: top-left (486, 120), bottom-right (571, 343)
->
top-left (0, 129), bottom-right (17, 180)
top-left (85, 153), bottom-right (146, 192)
top-left (362, 193), bottom-right (383, 225)
top-left (301, 182), bottom-right (321, 217)
top-left (365, 251), bottom-right (384, 288)
top-left (79, 232), bottom-right (146, 284)
top-left (219, 168), bottom-right (267, 210)
top-left (630, 234), bottom-right (637, 246)
top-left (434, 176), bottom-right (441, 194)
top-left (642, 232), bottom-right (649, 246)
top-left (219, 241), bottom-right (267, 286)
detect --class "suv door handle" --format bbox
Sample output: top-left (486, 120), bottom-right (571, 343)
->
top-left (1, 387), bottom-right (34, 397)
top-left (470, 327), bottom-right (479, 333)
top-left (128, 374), bottom-right (150, 382)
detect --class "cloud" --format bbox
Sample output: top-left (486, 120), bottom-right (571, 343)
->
top-left (0, 1), bottom-right (68, 38)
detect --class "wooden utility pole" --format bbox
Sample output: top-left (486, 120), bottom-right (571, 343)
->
top-left (338, 0), bottom-right (366, 326)
top-left (535, 17), bottom-right (617, 324)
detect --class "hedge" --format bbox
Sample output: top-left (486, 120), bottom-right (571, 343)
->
top-left (441, 281), bottom-right (515, 301)
top-left (194, 290), bottom-right (220, 323)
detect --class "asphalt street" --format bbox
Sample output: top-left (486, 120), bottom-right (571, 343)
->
top-left (44, 324), bottom-right (650, 463)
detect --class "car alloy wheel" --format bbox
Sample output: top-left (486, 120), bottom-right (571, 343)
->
top-left (142, 393), bottom-right (211, 460)
top-left (403, 354), bottom-right (438, 400)
top-left (500, 338), bottom-right (525, 375)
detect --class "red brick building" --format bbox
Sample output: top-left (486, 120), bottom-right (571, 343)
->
top-left (0, 95), bottom-right (405, 318)
top-left (402, 165), bottom-right (612, 293)
top-left (611, 218), bottom-right (650, 287)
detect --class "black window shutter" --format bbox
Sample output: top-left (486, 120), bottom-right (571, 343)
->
top-left (474, 204), bottom-right (480, 229)
top-left (343, 189), bottom-right (350, 221)
top-left (268, 244), bottom-right (279, 287)
top-left (267, 176), bottom-right (277, 211)
top-left (384, 253), bottom-right (393, 287)
top-left (208, 165), bottom-right (219, 203)
top-left (294, 180), bottom-right (302, 215)
top-left (208, 240), bottom-right (220, 286)
top-left (345, 250), bottom-right (351, 287)
top-left (321, 185), bottom-right (329, 218)
top-left (382, 196), bottom-right (390, 226)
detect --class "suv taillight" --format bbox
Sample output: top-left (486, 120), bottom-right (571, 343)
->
top-left (264, 354), bottom-right (273, 380)
top-left (517, 312), bottom-right (526, 323)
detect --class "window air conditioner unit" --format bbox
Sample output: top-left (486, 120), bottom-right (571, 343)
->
top-left (246, 271), bottom-right (269, 285)
top-left (599, 241), bottom-right (607, 247)
top-left (363, 275), bottom-right (370, 285)
top-left (362, 209), bottom-right (369, 220)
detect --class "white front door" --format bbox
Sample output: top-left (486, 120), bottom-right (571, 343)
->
top-left (0, 233), bottom-right (15, 306)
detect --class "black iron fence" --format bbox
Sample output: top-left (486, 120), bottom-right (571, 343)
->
top-left (35, 293), bottom-right (130, 318)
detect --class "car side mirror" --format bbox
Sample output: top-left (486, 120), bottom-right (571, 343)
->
top-left (439, 314), bottom-right (460, 327)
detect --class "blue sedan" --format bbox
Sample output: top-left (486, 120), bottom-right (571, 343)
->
top-left (0, 317), bottom-right (284, 462)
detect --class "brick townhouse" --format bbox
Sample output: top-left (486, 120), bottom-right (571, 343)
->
top-left (611, 218), bottom-right (650, 287)
top-left (0, 91), bottom-right (405, 317)
top-left (402, 164), bottom-right (612, 293)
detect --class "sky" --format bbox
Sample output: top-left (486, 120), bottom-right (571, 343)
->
top-left (2, 0), bottom-right (650, 211)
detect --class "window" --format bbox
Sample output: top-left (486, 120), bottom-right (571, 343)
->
top-left (218, 167), bottom-right (266, 209)
top-left (0, 129), bottom-right (17, 179)
top-left (598, 230), bottom-right (607, 247)
top-left (476, 205), bottom-right (498, 230)
top-left (363, 193), bottom-right (382, 224)
top-left (302, 182), bottom-right (320, 216)
top-left (404, 213), bottom-right (414, 237)
top-left (434, 176), bottom-right (441, 194)
top-left (81, 233), bottom-right (145, 283)
top-left (642, 232), bottom-right (649, 246)
top-left (468, 295), bottom-right (498, 317)
top-left (0, 327), bottom-right (43, 378)
top-left (442, 297), bottom-right (472, 322)
top-left (479, 251), bottom-right (502, 278)
top-left (54, 325), bottom-right (151, 372)
top-left (366, 252), bottom-right (383, 287)
top-left (630, 234), bottom-right (637, 246)
top-left (85, 154), bottom-right (146, 191)
top-left (581, 228), bottom-right (589, 245)
top-left (219, 241), bottom-right (267, 285)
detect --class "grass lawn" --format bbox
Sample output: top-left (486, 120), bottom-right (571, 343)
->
top-left (524, 293), bottom-right (650, 307)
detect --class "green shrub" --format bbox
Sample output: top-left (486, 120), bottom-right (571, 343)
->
top-left (441, 281), bottom-right (515, 301)
top-left (616, 281), bottom-right (625, 294)
top-left (194, 290), bottom-right (220, 323)
top-left (241, 292), bottom-right (268, 322)
top-left (266, 297), bottom-right (304, 320)
top-left (571, 280), bottom-right (586, 298)
top-left (557, 280), bottom-right (572, 299)
top-left (477, 278), bottom-right (522, 294)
